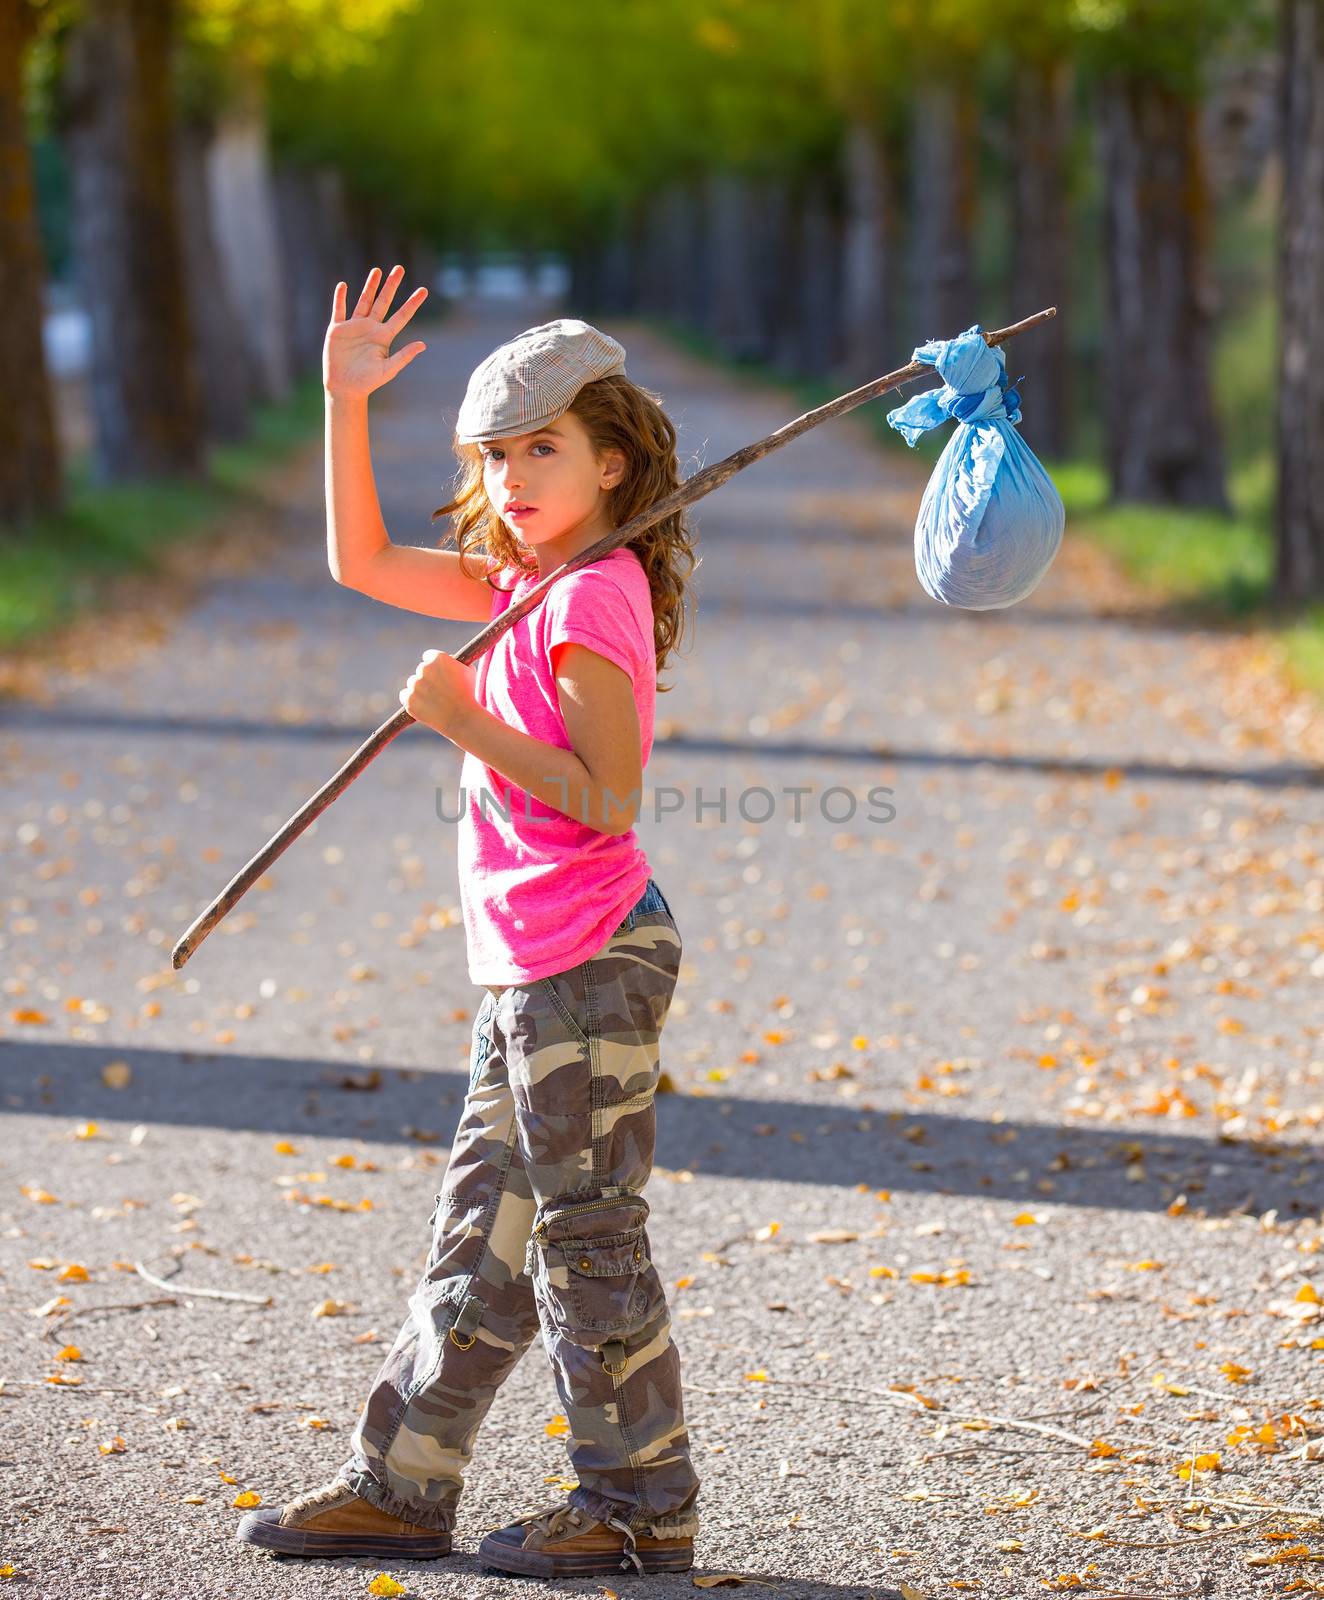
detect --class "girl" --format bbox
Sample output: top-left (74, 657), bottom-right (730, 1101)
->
top-left (236, 267), bottom-right (702, 1579)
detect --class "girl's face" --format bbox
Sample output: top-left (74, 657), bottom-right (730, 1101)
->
top-left (480, 410), bottom-right (624, 552)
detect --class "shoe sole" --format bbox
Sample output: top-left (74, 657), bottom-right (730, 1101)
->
top-left (477, 1537), bottom-right (693, 1576)
top-left (237, 1510), bottom-right (452, 1560)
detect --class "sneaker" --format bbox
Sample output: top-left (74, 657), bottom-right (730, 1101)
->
top-left (235, 1477), bottom-right (452, 1559)
top-left (477, 1499), bottom-right (694, 1577)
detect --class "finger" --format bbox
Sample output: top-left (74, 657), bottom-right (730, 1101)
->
top-left (383, 285), bottom-right (428, 338)
top-left (370, 263), bottom-right (405, 322)
top-left (352, 266), bottom-right (382, 318)
top-left (383, 342), bottom-right (427, 382)
top-left (422, 650), bottom-right (439, 662)
top-left (331, 281), bottom-right (347, 323)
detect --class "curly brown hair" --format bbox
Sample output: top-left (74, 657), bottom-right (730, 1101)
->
top-left (430, 374), bottom-right (699, 693)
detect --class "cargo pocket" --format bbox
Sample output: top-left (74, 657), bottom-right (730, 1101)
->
top-left (529, 1190), bottom-right (656, 1346)
top-left (467, 992), bottom-right (496, 1095)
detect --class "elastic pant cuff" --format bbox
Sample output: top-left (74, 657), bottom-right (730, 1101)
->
top-left (567, 1484), bottom-right (699, 1540)
top-left (337, 1466), bottom-right (456, 1533)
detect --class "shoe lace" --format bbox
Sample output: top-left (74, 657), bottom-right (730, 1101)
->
top-left (287, 1478), bottom-right (354, 1518)
top-left (604, 1511), bottom-right (646, 1575)
top-left (513, 1500), bottom-right (588, 1540)
top-left (512, 1499), bottom-right (646, 1574)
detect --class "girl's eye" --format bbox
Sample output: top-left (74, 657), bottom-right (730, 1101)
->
top-left (482, 444), bottom-right (553, 462)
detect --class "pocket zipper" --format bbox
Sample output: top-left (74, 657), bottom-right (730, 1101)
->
top-left (533, 1192), bottom-right (646, 1244)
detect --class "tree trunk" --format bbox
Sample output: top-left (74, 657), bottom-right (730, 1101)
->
top-left (59, 0), bottom-right (206, 482)
top-left (706, 168), bottom-right (764, 361)
top-left (636, 183), bottom-right (689, 321)
top-left (205, 62), bottom-right (291, 404)
top-left (174, 110), bottom-right (254, 443)
top-left (568, 241), bottom-right (606, 316)
top-left (343, 186), bottom-right (400, 294)
top-left (801, 174), bottom-right (845, 381)
top-left (405, 236), bottom-right (439, 305)
top-left (680, 172), bottom-right (709, 333)
top-left (908, 77), bottom-right (978, 340)
top-left (1010, 56), bottom-right (1074, 459)
top-left (621, 193), bottom-right (650, 314)
top-left (1203, 48), bottom-right (1281, 203)
top-left (742, 170), bottom-right (791, 367)
top-left (311, 165), bottom-right (360, 305)
top-left (274, 160), bottom-right (337, 378)
top-left (1097, 72), bottom-right (1228, 509)
top-left (597, 204), bottom-right (635, 316)
top-left (1276, 0), bottom-right (1324, 602)
top-left (767, 173), bottom-right (805, 374)
top-left (0, 0), bottom-right (63, 527)
top-left (839, 117), bottom-right (899, 386)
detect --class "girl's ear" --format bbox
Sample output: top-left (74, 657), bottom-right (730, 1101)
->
top-left (600, 447), bottom-right (627, 492)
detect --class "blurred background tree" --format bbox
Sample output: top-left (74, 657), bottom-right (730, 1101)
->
top-left (5, 0), bottom-right (1315, 620)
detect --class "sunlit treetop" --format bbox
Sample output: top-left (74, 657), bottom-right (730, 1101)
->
top-left (186, 0), bottom-right (422, 73)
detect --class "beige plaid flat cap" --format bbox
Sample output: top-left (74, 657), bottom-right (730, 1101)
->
top-left (454, 318), bottom-right (628, 445)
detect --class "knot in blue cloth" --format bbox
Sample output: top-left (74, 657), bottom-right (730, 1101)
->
top-left (886, 325), bottom-right (1022, 447)
top-left (880, 322), bottom-right (1063, 610)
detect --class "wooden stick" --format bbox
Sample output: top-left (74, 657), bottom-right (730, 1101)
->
top-left (172, 307), bottom-right (1056, 968)
top-left (133, 1259), bottom-right (273, 1306)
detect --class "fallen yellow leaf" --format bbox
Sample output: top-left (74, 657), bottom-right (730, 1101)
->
top-left (366, 1574), bottom-right (407, 1597)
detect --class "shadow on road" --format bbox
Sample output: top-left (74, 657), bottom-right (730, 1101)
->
top-left (4, 1036), bottom-right (1316, 1219)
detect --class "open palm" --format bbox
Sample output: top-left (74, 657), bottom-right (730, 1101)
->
top-left (323, 265), bottom-right (429, 398)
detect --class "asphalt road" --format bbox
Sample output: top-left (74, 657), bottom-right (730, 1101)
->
top-left (3, 289), bottom-right (1323, 1599)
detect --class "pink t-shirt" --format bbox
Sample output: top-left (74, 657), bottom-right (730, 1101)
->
top-left (456, 545), bottom-right (656, 985)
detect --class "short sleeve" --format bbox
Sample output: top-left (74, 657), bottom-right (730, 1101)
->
top-left (544, 567), bottom-right (645, 683)
top-left (484, 559), bottom-right (522, 619)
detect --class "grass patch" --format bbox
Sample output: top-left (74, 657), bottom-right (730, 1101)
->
top-left (0, 372), bottom-right (325, 649)
top-left (1041, 454), bottom-right (1276, 620)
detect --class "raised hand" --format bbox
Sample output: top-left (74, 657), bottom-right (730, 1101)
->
top-left (323, 264), bottom-right (428, 399)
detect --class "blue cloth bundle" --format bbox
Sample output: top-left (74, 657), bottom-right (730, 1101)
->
top-left (886, 324), bottom-right (1064, 609)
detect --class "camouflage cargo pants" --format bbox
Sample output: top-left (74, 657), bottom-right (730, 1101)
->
top-left (338, 877), bottom-right (700, 1541)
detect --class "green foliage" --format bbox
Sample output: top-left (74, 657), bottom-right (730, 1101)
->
top-left (1280, 609), bottom-right (1324, 702)
top-left (266, 0), bottom-right (848, 249)
top-left (0, 374), bottom-right (324, 649)
top-left (182, 0), bottom-right (420, 73)
top-left (1067, 0), bottom-right (1275, 94)
top-left (1045, 453), bottom-right (1273, 616)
